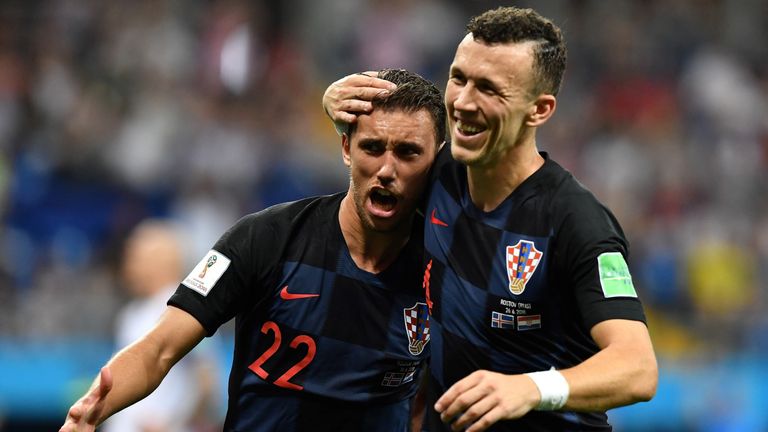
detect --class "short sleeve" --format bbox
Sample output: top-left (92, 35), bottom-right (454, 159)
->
top-left (168, 212), bottom-right (280, 336)
top-left (554, 190), bottom-right (647, 331)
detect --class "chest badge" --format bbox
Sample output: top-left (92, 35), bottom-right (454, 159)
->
top-left (403, 302), bottom-right (430, 356)
top-left (506, 240), bottom-right (543, 295)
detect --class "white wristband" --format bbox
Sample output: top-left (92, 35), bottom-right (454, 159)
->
top-left (525, 368), bottom-right (569, 411)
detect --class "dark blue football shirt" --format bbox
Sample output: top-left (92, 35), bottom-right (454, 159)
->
top-left (422, 147), bottom-right (646, 431)
top-left (169, 193), bottom-right (430, 431)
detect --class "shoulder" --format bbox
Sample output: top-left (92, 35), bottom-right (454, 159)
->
top-left (211, 193), bottom-right (344, 263)
top-left (429, 142), bottom-right (465, 199)
top-left (546, 159), bottom-right (616, 221)
top-left (232, 193), bottom-right (343, 235)
top-left (247, 193), bottom-right (342, 222)
top-left (543, 158), bottom-right (627, 247)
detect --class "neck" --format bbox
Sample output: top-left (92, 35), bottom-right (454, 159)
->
top-left (466, 140), bottom-right (544, 212)
top-left (338, 194), bottom-right (412, 274)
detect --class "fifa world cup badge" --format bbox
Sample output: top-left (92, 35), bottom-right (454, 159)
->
top-left (199, 254), bottom-right (218, 278)
top-left (183, 250), bottom-right (230, 297)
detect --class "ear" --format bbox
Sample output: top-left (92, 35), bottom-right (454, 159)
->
top-left (341, 133), bottom-right (352, 167)
top-left (526, 94), bottom-right (556, 127)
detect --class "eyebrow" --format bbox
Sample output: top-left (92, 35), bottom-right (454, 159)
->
top-left (357, 137), bottom-right (425, 148)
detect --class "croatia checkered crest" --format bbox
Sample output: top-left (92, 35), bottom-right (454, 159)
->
top-left (506, 240), bottom-right (543, 295)
top-left (403, 302), bottom-right (430, 355)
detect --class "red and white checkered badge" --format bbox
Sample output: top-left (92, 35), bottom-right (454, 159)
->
top-left (506, 240), bottom-right (543, 295)
top-left (403, 302), bottom-right (430, 356)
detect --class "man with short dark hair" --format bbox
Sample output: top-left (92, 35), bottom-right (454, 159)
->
top-left (324, 7), bottom-right (658, 431)
top-left (61, 69), bottom-right (444, 432)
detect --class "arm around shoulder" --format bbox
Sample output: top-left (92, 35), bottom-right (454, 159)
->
top-left (60, 306), bottom-right (207, 431)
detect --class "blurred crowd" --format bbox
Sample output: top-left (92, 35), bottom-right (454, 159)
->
top-left (0, 0), bottom-right (767, 421)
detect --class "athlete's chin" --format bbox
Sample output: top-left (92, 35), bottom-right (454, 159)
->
top-left (363, 213), bottom-right (409, 234)
top-left (451, 145), bottom-right (484, 166)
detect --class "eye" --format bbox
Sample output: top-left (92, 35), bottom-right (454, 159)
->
top-left (449, 71), bottom-right (466, 85)
top-left (396, 144), bottom-right (422, 158)
top-left (476, 81), bottom-right (497, 95)
top-left (359, 141), bottom-right (384, 154)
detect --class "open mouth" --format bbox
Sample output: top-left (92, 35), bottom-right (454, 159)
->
top-left (456, 119), bottom-right (486, 136)
top-left (370, 189), bottom-right (398, 214)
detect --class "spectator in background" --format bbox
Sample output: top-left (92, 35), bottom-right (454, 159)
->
top-left (104, 220), bottom-right (222, 432)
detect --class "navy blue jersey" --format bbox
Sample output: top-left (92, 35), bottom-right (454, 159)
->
top-left (169, 193), bottom-right (430, 432)
top-left (422, 148), bottom-right (646, 431)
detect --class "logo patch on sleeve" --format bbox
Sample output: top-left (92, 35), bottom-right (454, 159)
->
top-left (182, 250), bottom-right (231, 296)
top-left (597, 252), bottom-right (637, 298)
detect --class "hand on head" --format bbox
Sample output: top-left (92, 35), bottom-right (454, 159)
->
top-left (323, 71), bottom-right (397, 128)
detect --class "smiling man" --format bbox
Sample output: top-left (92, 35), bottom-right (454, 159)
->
top-left (323, 7), bottom-right (658, 432)
top-left (60, 69), bottom-right (445, 432)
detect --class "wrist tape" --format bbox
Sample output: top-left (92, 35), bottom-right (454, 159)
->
top-left (525, 368), bottom-right (569, 410)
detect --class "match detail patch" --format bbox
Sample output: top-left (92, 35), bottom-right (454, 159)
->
top-left (182, 249), bottom-right (231, 297)
top-left (597, 252), bottom-right (637, 298)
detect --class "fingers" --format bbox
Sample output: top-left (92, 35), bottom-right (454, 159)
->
top-left (72, 367), bottom-right (112, 428)
top-left (334, 99), bottom-right (375, 117)
top-left (68, 404), bottom-right (84, 421)
top-left (464, 406), bottom-right (506, 432)
top-left (355, 87), bottom-right (391, 102)
top-left (435, 371), bottom-right (530, 431)
top-left (96, 367), bottom-right (113, 398)
top-left (60, 368), bottom-right (112, 432)
top-left (438, 384), bottom-right (484, 423)
top-left (438, 379), bottom-right (490, 430)
top-left (445, 390), bottom-right (512, 432)
top-left (435, 371), bottom-right (481, 412)
top-left (330, 71), bottom-right (397, 105)
top-left (334, 112), bottom-right (358, 125)
top-left (330, 71), bottom-right (395, 98)
top-left (59, 419), bottom-right (93, 432)
top-left (331, 81), bottom-right (392, 110)
top-left (350, 71), bottom-right (397, 91)
top-left (322, 70), bottom-right (397, 126)
top-left (60, 405), bottom-right (88, 432)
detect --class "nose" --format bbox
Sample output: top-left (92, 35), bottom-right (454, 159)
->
top-left (452, 83), bottom-right (477, 112)
top-left (376, 151), bottom-right (397, 185)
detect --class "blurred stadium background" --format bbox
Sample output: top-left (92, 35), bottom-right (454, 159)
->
top-left (1, 0), bottom-right (767, 430)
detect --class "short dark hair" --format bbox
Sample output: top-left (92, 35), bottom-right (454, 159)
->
top-left (349, 69), bottom-right (446, 145)
top-left (467, 7), bottom-right (567, 97)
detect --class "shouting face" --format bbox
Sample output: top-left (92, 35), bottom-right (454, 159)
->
top-left (343, 107), bottom-right (438, 233)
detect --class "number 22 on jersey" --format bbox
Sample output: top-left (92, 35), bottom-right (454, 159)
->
top-left (248, 321), bottom-right (317, 390)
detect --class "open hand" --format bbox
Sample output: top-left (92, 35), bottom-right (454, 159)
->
top-left (322, 71), bottom-right (397, 126)
top-left (59, 367), bottom-right (113, 432)
top-left (434, 370), bottom-right (540, 432)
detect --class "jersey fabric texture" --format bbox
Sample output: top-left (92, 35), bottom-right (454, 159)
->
top-left (422, 147), bottom-right (646, 431)
top-left (169, 193), bottom-right (430, 432)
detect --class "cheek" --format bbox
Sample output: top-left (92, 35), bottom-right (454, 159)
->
top-left (402, 166), bottom-right (431, 193)
top-left (349, 164), bottom-right (375, 192)
top-left (494, 111), bottom-right (521, 133)
top-left (444, 88), bottom-right (456, 107)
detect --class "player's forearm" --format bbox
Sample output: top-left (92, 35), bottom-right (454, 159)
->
top-left (559, 326), bottom-right (657, 411)
top-left (95, 336), bottom-right (175, 424)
